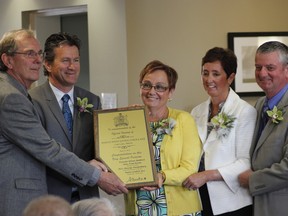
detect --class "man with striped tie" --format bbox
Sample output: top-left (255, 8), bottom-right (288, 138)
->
top-left (29, 32), bottom-right (127, 203)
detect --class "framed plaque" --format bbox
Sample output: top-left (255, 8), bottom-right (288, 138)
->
top-left (94, 106), bottom-right (158, 189)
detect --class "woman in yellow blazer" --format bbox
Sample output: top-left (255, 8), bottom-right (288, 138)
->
top-left (125, 60), bottom-right (202, 216)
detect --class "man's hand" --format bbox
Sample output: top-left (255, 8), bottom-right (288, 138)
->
top-left (88, 159), bottom-right (108, 172)
top-left (97, 171), bottom-right (128, 196)
top-left (238, 169), bottom-right (252, 189)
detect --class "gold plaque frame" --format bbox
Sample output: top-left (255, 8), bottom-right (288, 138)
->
top-left (94, 106), bottom-right (158, 189)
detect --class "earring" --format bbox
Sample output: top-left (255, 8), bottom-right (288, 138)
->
top-left (168, 98), bottom-right (172, 102)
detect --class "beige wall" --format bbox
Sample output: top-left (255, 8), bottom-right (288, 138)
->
top-left (1, 0), bottom-right (288, 110)
top-left (126, 0), bottom-right (288, 111)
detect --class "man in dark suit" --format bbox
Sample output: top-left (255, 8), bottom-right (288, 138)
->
top-left (0, 29), bottom-right (127, 216)
top-left (29, 32), bottom-right (113, 202)
top-left (239, 41), bottom-right (288, 216)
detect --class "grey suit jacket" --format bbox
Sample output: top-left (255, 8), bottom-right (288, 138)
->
top-left (250, 89), bottom-right (288, 216)
top-left (29, 81), bottom-right (101, 201)
top-left (0, 72), bottom-right (99, 216)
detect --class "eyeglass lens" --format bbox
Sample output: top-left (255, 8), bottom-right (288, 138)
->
top-left (13, 50), bottom-right (43, 58)
top-left (140, 82), bottom-right (169, 92)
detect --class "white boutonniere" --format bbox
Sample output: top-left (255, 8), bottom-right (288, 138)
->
top-left (209, 112), bottom-right (236, 138)
top-left (266, 106), bottom-right (284, 124)
top-left (150, 118), bottom-right (176, 142)
top-left (76, 97), bottom-right (94, 117)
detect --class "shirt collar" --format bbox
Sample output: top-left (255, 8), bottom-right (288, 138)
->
top-left (49, 82), bottom-right (74, 105)
top-left (266, 84), bottom-right (288, 109)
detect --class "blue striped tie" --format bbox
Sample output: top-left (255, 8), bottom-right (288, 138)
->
top-left (62, 94), bottom-right (73, 135)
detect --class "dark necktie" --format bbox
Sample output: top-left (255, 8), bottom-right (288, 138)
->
top-left (27, 93), bottom-right (34, 104)
top-left (62, 94), bottom-right (73, 135)
top-left (262, 101), bottom-right (269, 125)
top-left (257, 100), bottom-right (269, 141)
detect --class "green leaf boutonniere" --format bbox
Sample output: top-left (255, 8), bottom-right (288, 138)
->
top-left (150, 117), bottom-right (176, 134)
top-left (150, 118), bottom-right (176, 143)
top-left (266, 106), bottom-right (284, 124)
top-left (209, 112), bottom-right (236, 138)
top-left (77, 97), bottom-right (94, 117)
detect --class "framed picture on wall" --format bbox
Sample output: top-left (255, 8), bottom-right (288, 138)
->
top-left (228, 32), bottom-right (288, 97)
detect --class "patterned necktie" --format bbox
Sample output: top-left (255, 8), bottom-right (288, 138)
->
top-left (62, 94), bottom-right (73, 135)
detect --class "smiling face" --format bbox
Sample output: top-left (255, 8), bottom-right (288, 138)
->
top-left (5, 35), bottom-right (42, 88)
top-left (140, 70), bottom-right (174, 112)
top-left (201, 61), bottom-right (235, 102)
top-left (255, 51), bottom-right (288, 98)
top-left (45, 44), bottom-right (80, 92)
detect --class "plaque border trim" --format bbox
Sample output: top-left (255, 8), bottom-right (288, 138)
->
top-left (93, 106), bottom-right (158, 189)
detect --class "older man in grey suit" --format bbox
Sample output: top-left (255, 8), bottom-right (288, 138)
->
top-left (239, 41), bottom-right (288, 216)
top-left (0, 29), bottom-right (127, 216)
top-left (29, 32), bottom-right (102, 202)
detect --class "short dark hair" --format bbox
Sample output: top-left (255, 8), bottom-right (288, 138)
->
top-left (43, 32), bottom-right (81, 76)
top-left (202, 47), bottom-right (237, 78)
top-left (139, 60), bottom-right (178, 90)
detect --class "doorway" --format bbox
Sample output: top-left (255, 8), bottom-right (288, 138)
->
top-left (22, 5), bottom-right (90, 90)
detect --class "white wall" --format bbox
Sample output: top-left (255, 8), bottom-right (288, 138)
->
top-left (0, 0), bottom-right (128, 108)
top-left (87, 0), bottom-right (128, 108)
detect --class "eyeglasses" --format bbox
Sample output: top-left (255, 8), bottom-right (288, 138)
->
top-left (140, 82), bottom-right (169, 92)
top-left (13, 50), bottom-right (44, 59)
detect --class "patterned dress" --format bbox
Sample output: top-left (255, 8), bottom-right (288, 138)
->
top-left (135, 118), bottom-right (202, 216)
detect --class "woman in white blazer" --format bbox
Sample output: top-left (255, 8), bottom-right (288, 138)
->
top-left (183, 47), bottom-right (257, 216)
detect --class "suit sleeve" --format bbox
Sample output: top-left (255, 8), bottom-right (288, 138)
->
top-left (1, 92), bottom-right (101, 186)
top-left (249, 108), bottom-right (288, 196)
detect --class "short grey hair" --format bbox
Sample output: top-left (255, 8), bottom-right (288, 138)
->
top-left (256, 41), bottom-right (288, 65)
top-left (72, 197), bottom-right (117, 216)
top-left (0, 29), bottom-right (35, 71)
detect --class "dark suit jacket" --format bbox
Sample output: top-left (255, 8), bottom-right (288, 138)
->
top-left (29, 81), bottom-right (101, 201)
top-left (250, 89), bottom-right (288, 216)
top-left (0, 73), bottom-right (98, 216)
